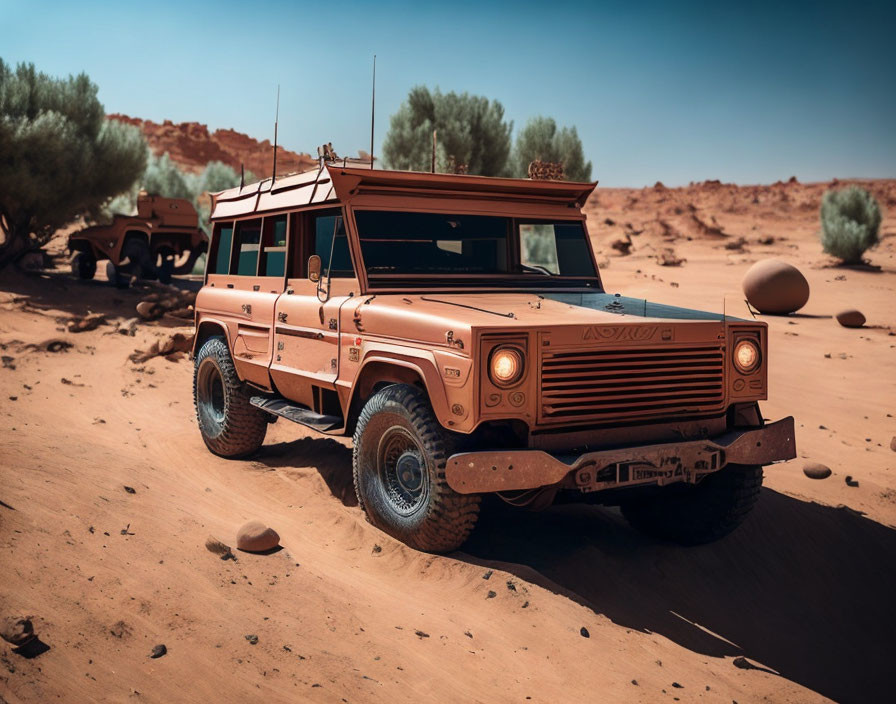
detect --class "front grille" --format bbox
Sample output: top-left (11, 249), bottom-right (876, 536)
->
top-left (539, 344), bottom-right (725, 424)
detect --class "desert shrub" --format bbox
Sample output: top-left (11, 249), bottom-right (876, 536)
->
top-left (819, 186), bottom-right (882, 264)
top-left (143, 152), bottom-right (196, 200)
top-left (199, 161), bottom-right (254, 193)
top-left (512, 116), bottom-right (592, 181)
top-left (382, 86), bottom-right (513, 176)
top-left (0, 58), bottom-right (147, 266)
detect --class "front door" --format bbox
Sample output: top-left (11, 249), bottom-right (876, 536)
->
top-left (269, 209), bottom-right (358, 410)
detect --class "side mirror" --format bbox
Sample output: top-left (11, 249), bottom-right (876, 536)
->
top-left (308, 254), bottom-right (322, 283)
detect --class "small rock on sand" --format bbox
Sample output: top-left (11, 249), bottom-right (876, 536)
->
top-left (803, 462), bottom-right (832, 480)
top-left (1, 617), bottom-right (35, 646)
top-left (149, 644), bottom-right (167, 658)
top-left (890, 436), bottom-right (896, 452)
top-left (135, 301), bottom-right (164, 321)
top-left (835, 309), bottom-right (866, 328)
top-left (67, 313), bottom-right (106, 333)
top-left (236, 521), bottom-right (280, 553)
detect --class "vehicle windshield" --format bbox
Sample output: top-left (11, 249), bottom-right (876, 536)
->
top-left (354, 210), bottom-right (600, 289)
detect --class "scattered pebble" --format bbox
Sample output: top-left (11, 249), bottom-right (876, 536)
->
top-left (803, 462), bottom-right (832, 480)
top-left (123, 486), bottom-right (136, 494)
top-left (482, 570), bottom-right (493, 580)
top-left (149, 644), bottom-right (167, 658)
top-left (580, 627), bottom-right (590, 638)
top-left (414, 630), bottom-right (430, 639)
top-left (1, 617), bottom-right (35, 646)
top-left (245, 634), bottom-right (258, 645)
top-left (835, 309), bottom-right (866, 328)
top-left (845, 475), bottom-right (860, 487)
top-left (486, 591), bottom-right (496, 599)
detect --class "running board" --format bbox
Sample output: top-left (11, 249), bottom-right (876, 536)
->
top-left (249, 396), bottom-right (342, 432)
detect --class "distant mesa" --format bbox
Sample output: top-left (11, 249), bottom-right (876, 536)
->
top-left (742, 259), bottom-right (810, 315)
top-left (107, 113), bottom-right (317, 179)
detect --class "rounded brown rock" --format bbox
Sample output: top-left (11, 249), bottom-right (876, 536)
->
top-left (1, 617), bottom-right (35, 646)
top-left (835, 309), bottom-right (865, 328)
top-left (236, 521), bottom-right (280, 552)
top-left (803, 462), bottom-right (832, 480)
top-left (742, 259), bottom-right (810, 314)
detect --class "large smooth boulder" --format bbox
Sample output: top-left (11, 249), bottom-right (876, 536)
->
top-left (236, 521), bottom-right (280, 553)
top-left (742, 259), bottom-right (810, 315)
top-left (835, 309), bottom-right (866, 328)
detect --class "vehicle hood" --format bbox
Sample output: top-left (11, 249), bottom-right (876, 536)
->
top-left (351, 292), bottom-right (738, 352)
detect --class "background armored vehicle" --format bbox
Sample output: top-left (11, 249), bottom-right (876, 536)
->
top-left (69, 193), bottom-right (207, 285)
top-left (192, 164), bottom-right (795, 552)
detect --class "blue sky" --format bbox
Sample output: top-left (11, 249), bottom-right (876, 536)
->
top-left (3, 0), bottom-right (894, 186)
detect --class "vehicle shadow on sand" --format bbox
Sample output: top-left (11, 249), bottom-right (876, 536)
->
top-left (462, 490), bottom-right (896, 704)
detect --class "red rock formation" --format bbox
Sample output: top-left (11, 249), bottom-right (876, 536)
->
top-left (108, 113), bottom-right (317, 178)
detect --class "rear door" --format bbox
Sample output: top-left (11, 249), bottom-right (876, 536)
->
top-left (203, 215), bottom-right (289, 389)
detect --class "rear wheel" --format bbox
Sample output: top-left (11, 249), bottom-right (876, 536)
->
top-left (621, 464), bottom-right (763, 545)
top-left (71, 251), bottom-right (96, 280)
top-left (193, 336), bottom-right (267, 458)
top-left (121, 238), bottom-right (154, 280)
top-left (353, 384), bottom-right (480, 552)
top-left (156, 249), bottom-right (174, 284)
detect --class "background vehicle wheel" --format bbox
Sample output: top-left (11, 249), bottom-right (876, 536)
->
top-left (353, 384), bottom-right (481, 553)
top-left (106, 261), bottom-right (131, 288)
top-left (193, 336), bottom-right (267, 458)
top-left (620, 464), bottom-right (763, 545)
top-left (121, 238), bottom-right (154, 280)
top-left (71, 251), bottom-right (96, 280)
top-left (155, 249), bottom-right (174, 284)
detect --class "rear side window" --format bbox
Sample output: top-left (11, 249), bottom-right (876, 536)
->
top-left (210, 222), bottom-right (233, 274)
top-left (233, 219), bottom-right (262, 275)
top-left (260, 215), bottom-right (288, 277)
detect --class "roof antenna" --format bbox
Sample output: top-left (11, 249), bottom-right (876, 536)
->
top-left (272, 84), bottom-right (280, 184)
top-left (431, 129), bottom-right (437, 173)
top-left (240, 163), bottom-right (245, 189)
top-left (369, 55), bottom-right (376, 170)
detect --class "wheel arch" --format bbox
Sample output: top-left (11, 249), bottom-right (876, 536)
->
top-left (193, 318), bottom-right (232, 358)
top-left (344, 356), bottom-right (441, 435)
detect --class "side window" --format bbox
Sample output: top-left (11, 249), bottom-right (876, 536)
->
top-left (313, 211), bottom-right (354, 278)
top-left (259, 214), bottom-right (288, 277)
top-left (210, 222), bottom-right (234, 274)
top-left (232, 218), bottom-right (262, 275)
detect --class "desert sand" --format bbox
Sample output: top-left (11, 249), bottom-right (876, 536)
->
top-left (1, 177), bottom-right (894, 703)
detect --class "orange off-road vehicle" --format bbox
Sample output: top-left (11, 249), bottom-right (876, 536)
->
top-left (68, 194), bottom-right (207, 285)
top-left (192, 164), bottom-right (795, 552)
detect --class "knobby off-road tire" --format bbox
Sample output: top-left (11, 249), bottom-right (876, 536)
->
top-left (353, 384), bottom-right (481, 553)
top-left (72, 251), bottom-right (96, 280)
top-left (193, 336), bottom-right (267, 458)
top-left (621, 464), bottom-right (763, 545)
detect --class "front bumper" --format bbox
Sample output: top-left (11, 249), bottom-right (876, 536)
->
top-left (445, 416), bottom-right (796, 494)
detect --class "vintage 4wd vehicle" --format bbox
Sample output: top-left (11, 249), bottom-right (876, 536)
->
top-left (69, 194), bottom-right (207, 285)
top-left (192, 164), bottom-right (795, 552)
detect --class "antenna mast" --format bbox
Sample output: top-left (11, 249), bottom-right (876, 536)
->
top-left (272, 84), bottom-right (280, 184)
top-left (369, 55), bottom-right (376, 170)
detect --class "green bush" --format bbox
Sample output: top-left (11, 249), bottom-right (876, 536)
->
top-left (382, 86), bottom-right (513, 176)
top-left (820, 186), bottom-right (882, 264)
top-left (199, 161), bottom-right (254, 193)
top-left (0, 58), bottom-right (147, 266)
top-left (512, 116), bottom-right (592, 181)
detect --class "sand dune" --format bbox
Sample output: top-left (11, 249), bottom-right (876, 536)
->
top-left (1, 178), bottom-right (894, 703)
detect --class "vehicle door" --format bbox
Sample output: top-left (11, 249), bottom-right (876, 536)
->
top-left (270, 208), bottom-right (359, 412)
top-left (203, 216), bottom-right (287, 389)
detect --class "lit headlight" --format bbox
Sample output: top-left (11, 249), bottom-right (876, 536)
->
top-left (733, 339), bottom-right (760, 374)
top-left (489, 346), bottom-right (524, 387)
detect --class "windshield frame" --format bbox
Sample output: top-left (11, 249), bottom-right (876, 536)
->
top-left (347, 205), bottom-right (604, 293)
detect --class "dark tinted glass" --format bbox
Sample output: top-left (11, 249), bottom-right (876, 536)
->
top-left (355, 211), bottom-right (509, 275)
top-left (212, 224), bottom-right (233, 274)
top-left (314, 214), bottom-right (353, 277)
top-left (234, 219), bottom-right (262, 275)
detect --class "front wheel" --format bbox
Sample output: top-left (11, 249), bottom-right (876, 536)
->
top-left (193, 336), bottom-right (267, 458)
top-left (621, 464), bottom-right (763, 545)
top-left (353, 384), bottom-right (481, 553)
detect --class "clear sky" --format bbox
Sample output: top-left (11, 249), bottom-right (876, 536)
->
top-left (3, 0), bottom-right (894, 186)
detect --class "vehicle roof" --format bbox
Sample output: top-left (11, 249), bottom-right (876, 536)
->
top-left (209, 164), bottom-right (597, 221)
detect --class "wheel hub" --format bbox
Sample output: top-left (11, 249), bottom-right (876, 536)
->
top-left (395, 451), bottom-right (424, 494)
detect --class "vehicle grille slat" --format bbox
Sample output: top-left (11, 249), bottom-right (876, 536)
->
top-left (540, 343), bottom-right (725, 424)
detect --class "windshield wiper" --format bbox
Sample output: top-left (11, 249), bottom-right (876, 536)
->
top-left (520, 264), bottom-right (555, 276)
